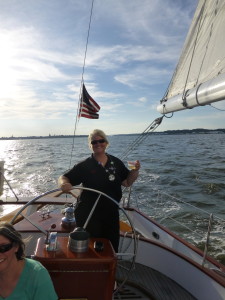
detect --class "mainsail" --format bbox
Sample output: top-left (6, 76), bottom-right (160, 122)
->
top-left (157, 0), bottom-right (225, 114)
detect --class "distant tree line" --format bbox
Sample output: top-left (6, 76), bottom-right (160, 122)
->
top-left (0, 128), bottom-right (224, 140)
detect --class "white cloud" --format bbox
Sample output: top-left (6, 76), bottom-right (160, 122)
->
top-left (0, 0), bottom-right (209, 136)
top-left (139, 97), bottom-right (147, 103)
top-left (114, 65), bottom-right (171, 88)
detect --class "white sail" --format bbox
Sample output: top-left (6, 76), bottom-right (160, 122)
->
top-left (157, 0), bottom-right (225, 114)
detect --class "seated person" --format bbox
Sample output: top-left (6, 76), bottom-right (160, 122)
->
top-left (0, 222), bottom-right (58, 300)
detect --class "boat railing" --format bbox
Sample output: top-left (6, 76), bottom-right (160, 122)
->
top-left (0, 167), bottom-right (20, 201)
top-left (122, 187), bottom-right (225, 265)
top-left (202, 213), bottom-right (213, 267)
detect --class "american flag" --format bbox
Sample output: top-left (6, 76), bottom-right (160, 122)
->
top-left (79, 84), bottom-right (100, 119)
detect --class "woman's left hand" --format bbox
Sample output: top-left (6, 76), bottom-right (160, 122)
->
top-left (122, 160), bottom-right (140, 187)
top-left (134, 160), bottom-right (140, 171)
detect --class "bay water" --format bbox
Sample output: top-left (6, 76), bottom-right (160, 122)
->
top-left (0, 133), bottom-right (225, 263)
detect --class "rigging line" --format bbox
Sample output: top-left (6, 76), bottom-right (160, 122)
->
top-left (68, 0), bottom-right (95, 169)
top-left (119, 116), bottom-right (164, 161)
top-left (209, 104), bottom-right (225, 112)
top-left (164, 112), bottom-right (173, 118)
top-left (162, 104), bottom-right (174, 117)
top-left (120, 117), bottom-right (163, 160)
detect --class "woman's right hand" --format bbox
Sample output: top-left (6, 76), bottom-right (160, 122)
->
top-left (60, 182), bottom-right (73, 193)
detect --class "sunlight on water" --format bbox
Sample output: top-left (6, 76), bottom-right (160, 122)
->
top-left (0, 134), bottom-right (225, 263)
top-left (0, 204), bottom-right (23, 219)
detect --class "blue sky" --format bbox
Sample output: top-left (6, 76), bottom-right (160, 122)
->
top-left (1, 0), bottom-right (224, 137)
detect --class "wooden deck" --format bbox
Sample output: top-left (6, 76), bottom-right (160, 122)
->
top-left (21, 232), bottom-right (196, 300)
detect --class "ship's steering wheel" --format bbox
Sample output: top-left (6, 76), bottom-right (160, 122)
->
top-left (10, 186), bottom-right (137, 294)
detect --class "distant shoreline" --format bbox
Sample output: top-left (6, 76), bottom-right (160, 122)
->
top-left (1, 128), bottom-right (225, 140)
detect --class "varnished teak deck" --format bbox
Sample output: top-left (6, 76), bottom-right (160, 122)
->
top-left (22, 231), bottom-right (196, 300)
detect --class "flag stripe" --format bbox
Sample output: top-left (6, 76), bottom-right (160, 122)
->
top-left (79, 84), bottom-right (100, 119)
top-left (80, 112), bottom-right (99, 119)
top-left (82, 85), bottom-right (100, 112)
top-left (80, 103), bottom-right (97, 112)
top-left (80, 106), bottom-right (99, 116)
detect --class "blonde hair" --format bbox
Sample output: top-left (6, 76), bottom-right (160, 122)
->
top-left (88, 129), bottom-right (109, 148)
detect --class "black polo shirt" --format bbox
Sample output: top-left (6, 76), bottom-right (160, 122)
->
top-left (64, 154), bottom-right (129, 209)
